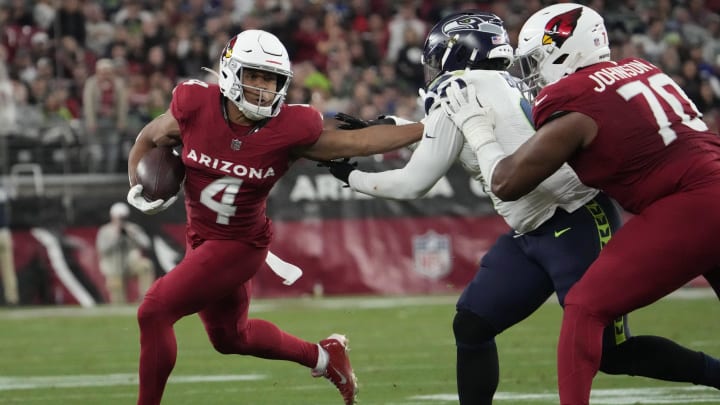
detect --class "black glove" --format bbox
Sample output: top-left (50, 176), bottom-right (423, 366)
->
top-left (317, 159), bottom-right (358, 184)
top-left (335, 112), bottom-right (397, 130)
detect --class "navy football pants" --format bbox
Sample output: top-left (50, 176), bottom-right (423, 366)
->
top-left (456, 192), bottom-right (629, 346)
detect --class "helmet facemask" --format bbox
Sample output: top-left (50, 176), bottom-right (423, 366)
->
top-left (515, 46), bottom-right (550, 100)
top-left (219, 58), bottom-right (291, 120)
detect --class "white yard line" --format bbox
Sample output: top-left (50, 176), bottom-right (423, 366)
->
top-left (0, 288), bottom-right (715, 320)
top-left (413, 386), bottom-right (720, 404)
top-left (0, 295), bottom-right (460, 319)
top-left (0, 373), bottom-right (265, 391)
top-left (1, 374), bottom-right (717, 405)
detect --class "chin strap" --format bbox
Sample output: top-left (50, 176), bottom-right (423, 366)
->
top-left (201, 66), bottom-right (219, 78)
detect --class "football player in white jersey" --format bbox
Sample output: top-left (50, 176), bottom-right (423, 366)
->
top-left (324, 11), bottom-right (720, 404)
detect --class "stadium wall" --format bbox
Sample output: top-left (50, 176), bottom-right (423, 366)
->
top-left (2, 159), bottom-right (709, 306)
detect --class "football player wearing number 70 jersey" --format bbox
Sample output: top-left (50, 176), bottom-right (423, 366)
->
top-left (323, 11), bottom-right (720, 404)
top-left (441, 3), bottom-right (720, 404)
top-left (125, 29), bottom-right (422, 405)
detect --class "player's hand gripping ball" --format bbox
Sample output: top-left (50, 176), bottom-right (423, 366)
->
top-left (135, 146), bottom-right (185, 201)
top-left (127, 146), bottom-right (184, 215)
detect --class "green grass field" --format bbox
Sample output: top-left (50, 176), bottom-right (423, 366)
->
top-left (1, 290), bottom-right (718, 404)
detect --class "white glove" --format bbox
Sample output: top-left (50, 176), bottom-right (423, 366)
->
top-left (441, 79), bottom-right (496, 152)
top-left (127, 184), bottom-right (177, 215)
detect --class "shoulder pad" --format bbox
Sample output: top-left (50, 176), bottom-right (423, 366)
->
top-left (426, 71), bottom-right (460, 95)
top-left (423, 71), bottom-right (467, 115)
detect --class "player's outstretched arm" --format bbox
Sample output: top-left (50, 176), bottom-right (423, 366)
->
top-left (334, 113), bottom-right (402, 129)
top-left (298, 122), bottom-right (423, 161)
top-left (319, 111), bottom-right (461, 200)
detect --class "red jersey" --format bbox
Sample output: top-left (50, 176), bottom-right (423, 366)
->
top-left (170, 80), bottom-right (323, 245)
top-left (533, 57), bottom-right (720, 214)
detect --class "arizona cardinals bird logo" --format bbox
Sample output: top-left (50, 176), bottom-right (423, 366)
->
top-left (223, 35), bottom-right (238, 59)
top-left (543, 7), bottom-right (582, 48)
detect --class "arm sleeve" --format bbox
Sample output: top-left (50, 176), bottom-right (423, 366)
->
top-left (347, 111), bottom-right (463, 199)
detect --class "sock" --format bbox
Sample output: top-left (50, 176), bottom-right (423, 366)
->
top-left (602, 335), bottom-right (720, 389)
top-left (456, 340), bottom-right (499, 405)
top-left (314, 345), bottom-right (329, 374)
top-left (700, 352), bottom-right (720, 389)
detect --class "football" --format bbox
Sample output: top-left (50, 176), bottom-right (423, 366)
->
top-left (135, 146), bottom-right (185, 201)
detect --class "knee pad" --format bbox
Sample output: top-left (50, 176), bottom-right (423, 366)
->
top-left (453, 310), bottom-right (498, 349)
top-left (136, 295), bottom-right (178, 331)
top-left (136, 297), bottom-right (164, 328)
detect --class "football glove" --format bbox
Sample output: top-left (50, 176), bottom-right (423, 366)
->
top-left (441, 79), bottom-right (496, 152)
top-left (335, 112), bottom-right (398, 129)
top-left (127, 184), bottom-right (177, 215)
top-left (317, 159), bottom-right (358, 185)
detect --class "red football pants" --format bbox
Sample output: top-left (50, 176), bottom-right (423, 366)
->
top-left (136, 238), bottom-right (318, 405)
top-left (558, 189), bottom-right (720, 404)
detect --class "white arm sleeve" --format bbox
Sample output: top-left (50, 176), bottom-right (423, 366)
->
top-left (347, 111), bottom-right (463, 199)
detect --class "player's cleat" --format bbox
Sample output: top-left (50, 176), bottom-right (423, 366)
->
top-left (312, 333), bottom-right (359, 404)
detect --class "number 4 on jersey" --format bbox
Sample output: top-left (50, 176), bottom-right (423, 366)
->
top-left (200, 176), bottom-right (242, 224)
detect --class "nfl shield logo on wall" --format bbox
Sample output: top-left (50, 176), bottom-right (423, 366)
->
top-left (412, 231), bottom-right (452, 279)
top-left (230, 138), bottom-right (242, 151)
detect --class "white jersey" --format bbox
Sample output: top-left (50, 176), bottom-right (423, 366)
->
top-left (348, 69), bottom-right (598, 233)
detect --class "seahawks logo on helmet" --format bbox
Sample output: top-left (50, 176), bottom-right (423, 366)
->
top-left (442, 16), bottom-right (485, 34)
top-left (442, 15), bottom-right (507, 40)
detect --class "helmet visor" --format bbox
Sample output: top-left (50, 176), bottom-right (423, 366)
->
top-left (423, 64), bottom-right (442, 87)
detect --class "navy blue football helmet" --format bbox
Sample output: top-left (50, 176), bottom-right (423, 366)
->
top-left (421, 11), bottom-right (514, 86)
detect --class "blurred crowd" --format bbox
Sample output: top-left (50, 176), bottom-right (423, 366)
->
top-left (1, 0), bottom-right (720, 174)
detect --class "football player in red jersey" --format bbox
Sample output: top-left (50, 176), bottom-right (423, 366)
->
top-left (442, 3), bottom-right (720, 404)
top-left (125, 30), bottom-right (422, 405)
top-left (327, 11), bottom-right (720, 405)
